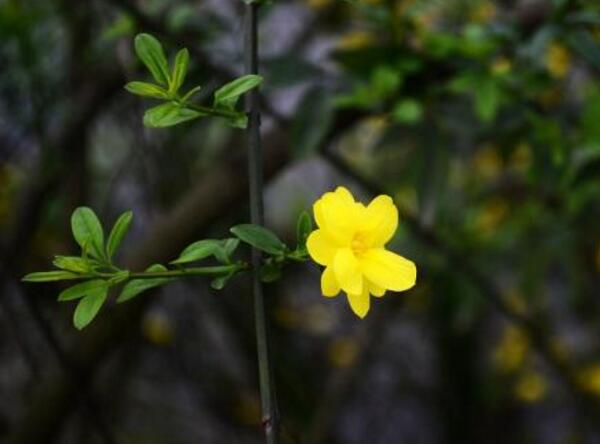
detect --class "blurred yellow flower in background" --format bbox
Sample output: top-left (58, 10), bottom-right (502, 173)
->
top-left (307, 187), bottom-right (417, 318)
top-left (494, 325), bottom-right (530, 373)
top-left (474, 199), bottom-right (509, 238)
top-left (491, 56), bottom-right (512, 76)
top-left (338, 31), bottom-right (376, 50)
top-left (509, 142), bottom-right (533, 175)
top-left (470, 0), bottom-right (497, 23)
top-left (141, 311), bottom-right (174, 346)
top-left (473, 144), bottom-right (503, 180)
top-left (307, 0), bottom-right (333, 10)
top-left (545, 43), bottom-right (571, 78)
top-left (328, 336), bottom-right (360, 368)
top-left (578, 363), bottom-right (600, 396)
top-left (514, 369), bottom-right (548, 403)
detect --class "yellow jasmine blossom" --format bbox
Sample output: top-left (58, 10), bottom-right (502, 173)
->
top-left (491, 56), bottom-right (512, 76)
top-left (141, 311), bottom-right (174, 346)
top-left (514, 369), bottom-right (547, 403)
top-left (577, 363), bottom-right (600, 396)
top-left (493, 325), bottom-right (529, 373)
top-left (545, 43), bottom-right (571, 79)
top-left (307, 186), bottom-right (417, 318)
top-left (328, 336), bottom-right (360, 368)
top-left (338, 31), bottom-right (376, 50)
top-left (307, 0), bottom-right (333, 10)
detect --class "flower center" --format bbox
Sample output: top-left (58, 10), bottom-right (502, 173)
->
top-left (350, 233), bottom-right (369, 257)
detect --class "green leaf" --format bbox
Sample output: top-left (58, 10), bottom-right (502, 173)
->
top-left (214, 74), bottom-right (263, 110)
top-left (124, 81), bottom-right (169, 99)
top-left (117, 264), bottom-right (174, 303)
top-left (259, 264), bottom-right (282, 283)
top-left (295, 211), bottom-right (312, 251)
top-left (58, 279), bottom-right (108, 301)
top-left (73, 287), bottom-right (108, 330)
top-left (474, 78), bottom-right (500, 123)
top-left (171, 240), bottom-right (220, 265)
top-left (170, 48), bottom-right (189, 94)
top-left (230, 224), bottom-right (287, 255)
top-left (181, 85), bottom-right (202, 102)
top-left (22, 271), bottom-right (81, 282)
top-left (108, 270), bottom-right (130, 285)
top-left (71, 207), bottom-right (105, 260)
top-left (143, 102), bottom-right (205, 128)
top-left (53, 256), bottom-right (91, 273)
top-left (211, 274), bottom-right (232, 290)
top-left (223, 238), bottom-right (240, 259)
top-left (134, 33), bottom-right (170, 86)
top-left (225, 113), bottom-right (248, 129)
top-left (106, 211), bottom-right (133, 260)
top-left (392, 99), bottom-right (423, 124)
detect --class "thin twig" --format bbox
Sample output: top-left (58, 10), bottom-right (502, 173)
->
top-left (244, 3), bottom-right (280, 443)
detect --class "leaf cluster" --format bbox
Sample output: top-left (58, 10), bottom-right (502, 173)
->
top-left (24, 208), bottom-right (312, 329)
top-left (125, 33), bottom-right (263, 129)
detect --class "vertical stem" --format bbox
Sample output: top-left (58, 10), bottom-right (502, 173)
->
top-left (244, 2), bottom-right (280, 443)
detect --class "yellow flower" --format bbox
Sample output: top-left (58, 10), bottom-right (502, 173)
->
top-left (141, 311), bottom-right (174, 346)
top-left (338, 31), bottom-right (376, 50)
top-left (514, 369), bottom-right (547, 403)
top-left (491, 56), bottom-right (512, 76)
top-left (493, 325), bottom-right (529, 373)
top-left (578, 363), bottom-right (600, 396)
top-left (306, 186), bottom-right (417, 318)
top-left (545, 43), bottom-right (571, 78)
top-left (307, 0), bottom-right (333, 10)
top-left (328, 336), bottom-right (360, 368)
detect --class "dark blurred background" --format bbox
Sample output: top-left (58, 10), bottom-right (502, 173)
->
top-left (1, 0), bottom-right (600, 443)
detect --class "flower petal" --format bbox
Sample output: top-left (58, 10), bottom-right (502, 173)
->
top-left (333, 186), bottom-right (355, 205)
top-left (367, 279), bottom-right (386, 297)
top-left (346, 286), bottom-right (370, 318)
top-left (313, 199), bottom-right (327, 230)
top-left (359, 248), bottom-right (416, 291)
top-left (334, 248), bottom-right (363, 295)
top-left (313, 188), bottom-right (364, 245)
top-left (306, 229), bottom-right (337, 266)
top-left (321, 266), bottom-right (340, 297)
top-left (362, 195), bottom-right (398, 247)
